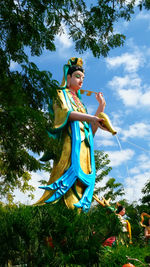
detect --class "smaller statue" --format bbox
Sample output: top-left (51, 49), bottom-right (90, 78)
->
top-left (116, 205), bottom-right (132, 245)
top-left (140, 212), bottom-right (150, 245)
top-left (145, 219), bottom-right (150, 244)
top-left (94, 196), bottom-right (132, 246)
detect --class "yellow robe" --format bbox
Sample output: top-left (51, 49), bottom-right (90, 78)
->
top-left (36, 89), bottom-right (92, 209)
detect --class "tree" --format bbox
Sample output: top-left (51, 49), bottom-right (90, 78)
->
top-left (0, 0), bottom-right (138, 198)
top-left (94, 150), bottom-right (112, 195)
top-left (94, 150), bottom-right (124, 202)
top-left (141, 179), bottom-right (150, 206)
top-left (139, 0), bottom-right (150, 10)
top-left (101, 178), bottom-right (124, 201)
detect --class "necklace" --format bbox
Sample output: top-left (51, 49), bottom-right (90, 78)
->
top-left (69, 90), bottom-right (84, 110)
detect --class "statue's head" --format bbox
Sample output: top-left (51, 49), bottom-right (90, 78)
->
top-left (60, 57), bottom-right (84, 89)
top-left (116, 205), bottom-right (126, 216)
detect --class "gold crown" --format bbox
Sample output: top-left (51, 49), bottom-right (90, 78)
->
top-left (68, 57), bottom-right (83, 67)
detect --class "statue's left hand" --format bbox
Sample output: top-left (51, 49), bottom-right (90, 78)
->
top-left (96, 92), bottom-right (106, 108)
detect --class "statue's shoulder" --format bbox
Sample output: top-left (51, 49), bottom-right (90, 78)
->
top-left (56, 88), bottom-right (69, 98)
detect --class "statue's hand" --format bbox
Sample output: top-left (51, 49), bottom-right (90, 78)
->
top-left (98, 121), bottom-right (109, 132)
top-left (91, 116), bottom-right (104, 129)
top-left (96, 92), bottom-right (106, 108)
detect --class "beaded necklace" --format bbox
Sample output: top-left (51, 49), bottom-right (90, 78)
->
top-left (69, 90), bottom-right (85, 111)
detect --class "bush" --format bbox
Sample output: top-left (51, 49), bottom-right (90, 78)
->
top-left (0, 202), bottom-right (121, 266)
top-left (101, 245), bottom-right (150, 267)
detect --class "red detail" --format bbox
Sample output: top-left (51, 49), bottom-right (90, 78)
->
top-left (103, 236), bottom-right (116, 247)
top-left (46, 236), bottom-right (54, 248)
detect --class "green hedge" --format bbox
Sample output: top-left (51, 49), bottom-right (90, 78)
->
top-left (0, 203), bottom-right (149, 266)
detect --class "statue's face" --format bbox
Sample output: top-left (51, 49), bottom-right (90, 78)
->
top-left (67, 70), bottom-right (84, 92)
top-left (119, 208), bottom-right (126, 216)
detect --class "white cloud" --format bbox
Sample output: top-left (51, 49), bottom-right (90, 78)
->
top-left (95, 126), bottom-right (117, 147)
top-left (121, 151), bottom-right (150, 202)
top-left (134, 0), bottom-right (141, 5)
top-left (129, 154), bottom-right (150, 174)
top-left (111, 112), bottom-right (124, 126)
top-left (106, 46), bottom-right (150, 107)
top-left (124, 0), bottom-right (141, 5)
top-left (95, 129), bottom-right (122, 148)
top-left (87, 104), bottom-right (96, 115)
top-left (109, 75), bottom-right (142, 106)
top-left (119, 88), bottom-right (141, 106)
top-left (141, 91), bottom-right (150, 105)
top-left (136, 11), bottom-right (150, 21)
top-left (124, 173), bottom-right (150, 202)
top-left (138, 154), bottom-right (149, 163)
top-left (138, 160), bottom-right (150, 171)
top-left (129, 167), bottom-right (140, 175)
top-left (119, 88), bottom-right (150, 107)
top-left (55, 25), bottom-right (73, 58)
top-left (109, 74), bottom-right (141, 90)
top-left (134, 154), bottom-right (150, 171)
top-left (108, 74), bottom-right (150, 107)
top-left (106, 52), bottom-right (145, 73)
top-left (121, 122), bottom-right (150, 140)
top-left (96, 128), bottom-right (115, 138)
top-left (56, 32), bottom-right (72, 49)
top-left (96, 139), bottom-right (115, 147)
top-left (106, 149), bottom-right (134, 167)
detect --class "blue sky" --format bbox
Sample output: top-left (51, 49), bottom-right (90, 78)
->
top-left (11, 6), bottom-right (150, 204)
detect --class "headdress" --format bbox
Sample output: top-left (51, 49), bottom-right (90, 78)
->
top-left (116, 204), bottom-right (124, 214)
top-left (60, 57), bottom-right (84, 89)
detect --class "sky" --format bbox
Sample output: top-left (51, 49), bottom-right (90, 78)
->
top-left (11, 5), bottom-right (150, 205)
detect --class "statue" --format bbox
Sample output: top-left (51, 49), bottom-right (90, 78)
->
top-left (140, 212), bottom-right (150, 245)
top-left (36, 57), bottom-right (107, 212)
top-left (94, 196), bottom-right (132, 246)
top-left (144, 219), bottom-right (150, 244)
top-left (116, 205), bottom-right (132, 245)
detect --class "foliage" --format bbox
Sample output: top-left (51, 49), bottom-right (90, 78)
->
top-left (94, 150), bottom-right (124, 202)
top-left (94, 150), bottom-right (112, 186)
top-left (101, 244), bottom-right (150, 267)
top-left (0, 202), bottom-right (122, 266)
top-left (0, 0), bottom-right (136, 60)
top-left (141, 179), bottom-right (150, 206)
top-left (101, 178), bottom-right (124, 201)
top-left (0, 201), bottom-right (149, 266)
top-left (0, 58), bottom-right (58, 200)
top-left (139, 0), bottom-right (150, 10)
